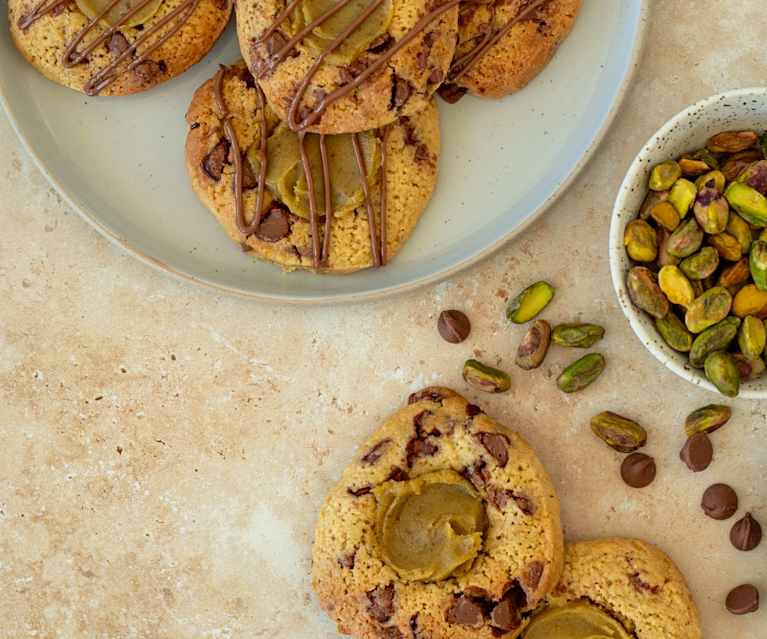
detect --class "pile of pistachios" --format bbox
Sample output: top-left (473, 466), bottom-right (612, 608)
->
top-left (624, 129), bottom-right (767, 397)
top-left (461, 281), bottom-right (607, 393)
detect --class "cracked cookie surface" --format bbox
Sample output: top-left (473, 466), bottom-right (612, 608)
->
top-left (542, 539), bottom-right (702, 639)
top-left (185, 62), bottom-right (440, 273)
top-left (311, 386), bottom-right (563, 639)
top-left (449, 0), bottom-right (581, 99)
top-left (9, 0), bottom-right (232, 95)
top-left (236, 0), bottom-right (458, 134)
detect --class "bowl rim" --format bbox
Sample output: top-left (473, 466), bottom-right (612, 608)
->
top-left (609, 85), bottom-right (767, 400)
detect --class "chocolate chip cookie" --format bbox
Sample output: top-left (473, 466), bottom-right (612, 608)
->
top-left (235, 0), bottom-right (458, 134)
top-left (9, 0), bottom-right (232, 95)
top-left (312, 386), bottom-right (563, 638)
top-left (531, 539), bottom-right (702, 639)
top-left (185, 62), bottom-right (440, 272)
top-left (442, 0), bottom-right (581, 100)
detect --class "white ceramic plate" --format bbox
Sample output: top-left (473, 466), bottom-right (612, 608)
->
top-left (1, 0), bottom-right (647, 303)
top-left (610, 87), bottom-right (767, 400)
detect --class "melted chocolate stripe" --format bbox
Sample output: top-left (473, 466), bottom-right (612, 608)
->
top-left (351, 132), bottom-right (381, 267)
top-left (292, 0), bottom-right (460, 131)
top-left (298, 132), bottom-right (322, 268)
top-left (18, 0), bottom-right (70, 29)
top-left (449, 0), bottom-right (549, 82)
top-left (319, 135), bottom-right (333, 264)
top-left (379, 124), bottom-right (390, 265)
top-left (256, 0), bottom-right (302, 47)
top-left (83, 0), bottom-right (200, 95)
top-left (64, 0), bottom-right (152, 66)
top-left (250, 83), bottom-right (270, 234)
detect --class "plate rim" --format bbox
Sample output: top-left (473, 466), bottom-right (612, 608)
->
top-left (0, 1), bottom-right (649, 305)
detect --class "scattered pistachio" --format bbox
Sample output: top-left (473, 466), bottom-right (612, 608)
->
top-left (659, 265), bottom-right (695, 307)
top-left (733, 284), bottom-right (767, 317)
top-left (624, 220), bottom-right (657, 262)
top-left (679, 158), bottom-right (710, 176)
top-left (668, 178), bottom-right (697, 217)
top-left (685, 404), bottom-right (732, 437)
top-left (649, 161), bottom-right (682, 191)
top-left (685, 287), bottom-right (732, 333)
top-left (507, 281), bottom-right (555, 324)
top-left (667, 217), bottom-right (704, 258)
top-left (695, 170), bottom-right (727, 193)
top-left (733, 353), bottom-right (766, 381)
top-left (680, 247), bottom-right (719, 280)
top-left (551, 324), bottom-right (605, 349)
top-left (749, 240), bottom-right (767, 290)
top-left (590, 412), bottom-right (647, 453)
top-left (515, 320), bottom-right (551, 370)
top-left (627, 267), bottom-right (669, 319)
top-left (557, 353), bottom-right (606, 393)
top-left (725, 183), bottom-right (767, 227)
top-left (463, 360), bottom-right (511, 393)
top-left (726, 213), bottom-right (753, 253)
top-left (689, 317), bottom-right (740, 368)
top-left (707, 130), bottom-right (759, 153)
top-left (650, 201), bottom-right (681, 231)
top-left (709, 232), bottom-right (743, 261)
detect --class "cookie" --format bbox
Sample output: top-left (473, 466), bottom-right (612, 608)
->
top-left (235, 0), bottom-right (458, 134)
top-left (9, 0), bottom-right (232, 96)
top-left (441, 0), bottom-right (581, 100)
top-left (312, 386), bottom-right (564, 639)
top-left (530, 539), bottom-right (702, 639)
top-left (185, 62), bottom-right (440, 272)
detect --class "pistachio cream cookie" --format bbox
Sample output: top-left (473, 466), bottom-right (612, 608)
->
top-left (440, 0), bottom-right (581, 101)
top-left (525, 539), bottom-right (702, 639)
top-left (312, 386), bottom-right (564, 639)
top-left (9, 0), bottom-right (231, 95)
top-left (185, 62), bottom-right (440, 272)
top-left (235, 0), bottom-right (458, 134)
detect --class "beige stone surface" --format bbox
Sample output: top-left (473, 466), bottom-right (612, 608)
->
top-left (0, 1), bottom-right (765, 637)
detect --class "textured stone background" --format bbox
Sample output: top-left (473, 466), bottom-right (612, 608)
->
top-left (1, 1), bottom-right (765, 637)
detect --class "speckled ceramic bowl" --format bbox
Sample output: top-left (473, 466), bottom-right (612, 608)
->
top-left (610, 87), bottom-right (767, 399)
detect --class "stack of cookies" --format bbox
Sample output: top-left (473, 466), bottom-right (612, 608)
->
top-left (9, 0), bottom-right (582, 273)
top-left (312, 387), bottom-right (703, 639)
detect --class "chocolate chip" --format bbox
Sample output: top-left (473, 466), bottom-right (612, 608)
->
top-left (680, 432), bottom-right (713, 472)
top-left (202, 140), bottom-right (230, 180)
top-left (620, 452), bottom-right (656, 488)
top-left (379, 627), bottom-right (404, 639)
top-left (490, 598), bottom-right (521, 632)
top-left (189, 122), bottom-right (201, 130)
top-left (486, 485), bottom-right (510, 510)
top-left (256, 208), bottom-right (291, 242)
top-left (408, 614), bottom-right (423, 639)
top-left (361, 439), bottom-right (392, 465)
top-left (240, 156), bottom-right (258, 190)
top-left (475, 432), bottom-right (509, 467)
top-left (523, 561), bottom-right (544, 593)
top-left (416, 49), bottom-right (428, 71)
top-left (367, 584), bottom-right (395, 623)
top-left (408, 388), bottom-right (446, 405)
top-left (730, 512), bottom-right (762, 551)
top-left (347, 485), bottom-right (372, 497)
top-left (386, 466), bottom-right (409, 482)
top-left (132, 60), bottom-right (163, 82)
top-left (405, 436), bottom-right (439, 468)
top-left (462, 586), bottom-right (489, 599)
top-left (368, 33), bottom-right (393, 54)
top-left (437, 83), bottom-right (468, 104)
top-left (428, 68), bottom-right (444, 84)
top-left (461, 459), bottom-right (489, 490)
top-left (338, 550), bottom-right (356, 569)
top-left (701, 483), bottom-right (738, 520)
top-left (107, 32), bottom-right (130, 56)
top-left (437, 310), bottom-right (471, 343)
top-left (512, 494), bottom-right (535, 516)
top-left (445, 596), bottom-right (484, 628)
top-left (413, 410), bottom-right (436, 437)
top-left (392, 77), bottom-right (413, 109)
top-left (466, 403), bottom-right (482, 417)
top-left (629, 572), bottom-right (661, 595)
top-left (726, 584), bottom-right (760, 615)
top-left (239, 67), bottom-right (256, 88)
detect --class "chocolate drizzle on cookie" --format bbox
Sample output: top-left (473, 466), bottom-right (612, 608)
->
top-left (213, 64), bottom-right (390, 268)
top-left (447, 0), bottom-right (551, 83)
top-left (19, 0), bottom-right (206, 96)
top-left (252, 0), bottom-right (461, 132)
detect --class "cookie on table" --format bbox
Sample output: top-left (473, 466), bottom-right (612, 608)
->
top-left (528, 539), bottom-right (702, 639)
top-left (235, 0), bottom-right (458, 134)
top-left (442, 0), bottom-right (581, 101)
top-left (312, 386), bottom-right (564, 639)
top-left (185, 62), bottom-right (440, 273)
top-left (9, 0), bottom-right (232, 96)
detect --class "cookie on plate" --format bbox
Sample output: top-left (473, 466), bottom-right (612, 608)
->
top-left (312, 386), bottom-right (564, 638)
top-left (526, 539), bottom-right (702, 639)
top-left (185, 62), bottom-right (440, 272)
top-left (441, 0), bottom-right (581, 101)
top-left (236, 0), bottom-right (458, 134)
top-left (9, 0), bottom-right (232, 96)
